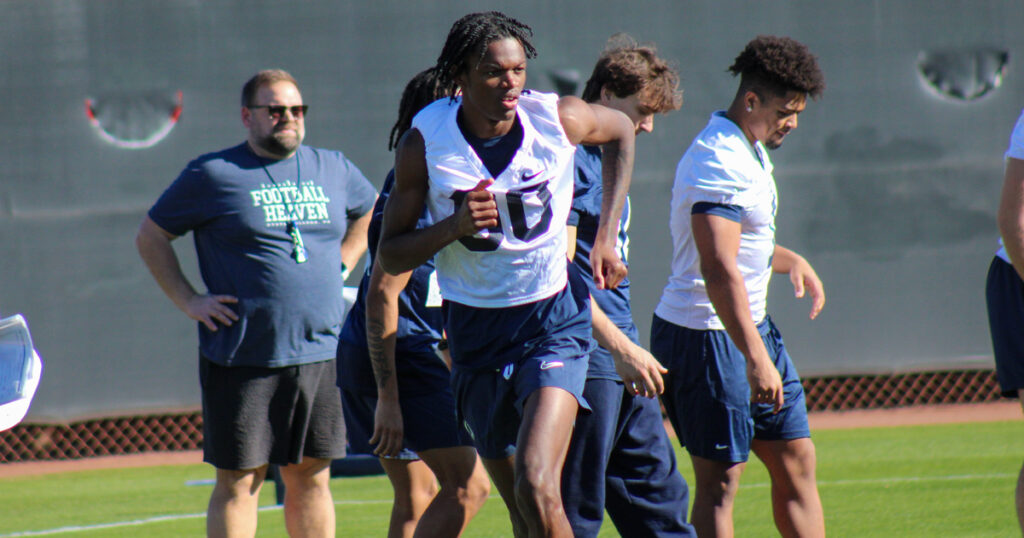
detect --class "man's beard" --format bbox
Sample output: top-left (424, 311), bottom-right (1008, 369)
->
top-left (765, 130), bottom-right (789, 150)
top-left (257, 128), bottom-right (301, 157)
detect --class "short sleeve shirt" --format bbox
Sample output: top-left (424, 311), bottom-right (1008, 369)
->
top-left (655, 112), bottom-right (777, 330)
top-left (149, 143), bottom-right (376, 367)
top-left (568, 144), bottom-right (632, 379)
top-left (997, 109), bottom-right (1024, 262)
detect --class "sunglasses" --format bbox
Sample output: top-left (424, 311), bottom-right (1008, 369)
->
top-left (248, 104), bottom-right (308, 119)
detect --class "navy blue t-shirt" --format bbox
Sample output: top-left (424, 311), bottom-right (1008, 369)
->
top-left (337, 170), bottom-right (449, 396)
top-left (149, 143), bottom-right (377, 367)
top-left (567, 144), bottom-right (634, 380)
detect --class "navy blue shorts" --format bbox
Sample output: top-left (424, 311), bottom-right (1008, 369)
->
top-left (562, 379), bottom-right (694, 537)
top-left (986, 257), bottom-right (1024, 397)
top-left (446, 277), bottom-right (592, 459)
top-left (340, 386), bottom-right (472, 460)
top-left (651, 315), bottom-right (810, 463)
top-left (199, 357), bottom-right (346, 470)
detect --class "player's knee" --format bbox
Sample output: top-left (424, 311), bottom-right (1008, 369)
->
top-left (461, 469), bottom-right (491, 509)
top-left (280, 458), bottom-right (331, 491)
top-left (695, 480), bottom-right (739, 507)
top-left (783, 439), bottom-right (818, 478)
top-left (405, 479), bottom-right (439, 508)
top-left (693, 460), bottom-right (744, 505)
top-left (214, 466), bottom-right (266, 498)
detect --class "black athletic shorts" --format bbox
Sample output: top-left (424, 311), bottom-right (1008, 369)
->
top-left (199, 356), bottom-right (346, 470)
top-left (986, 257), bottom-right (1024, 397)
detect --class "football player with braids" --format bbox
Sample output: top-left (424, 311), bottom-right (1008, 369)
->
top-left (379, 11), bottom-right (637, 537)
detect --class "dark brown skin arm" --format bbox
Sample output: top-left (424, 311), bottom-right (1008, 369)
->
top-left (557, 96), bottom-right (635, 289)
top-left (364, 257), bottom-right (414, 457)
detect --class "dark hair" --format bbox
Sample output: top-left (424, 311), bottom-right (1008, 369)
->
top-left (435, 11), bottom-right (537, 97)
top-left (581, 34), bottom-right (682, 113)
top-left (241, 69), bottom-right (299, 107)
top-left (729, 36), bottom-right (825, 100)
top-left (388, 67), bottom-right (449, 150)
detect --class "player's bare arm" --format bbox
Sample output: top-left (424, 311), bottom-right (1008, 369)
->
top-left (365, 257), bottom-right (414, 457)
top-left (558, 96), bottom-right (635, 290)
top-left (590, 297), bottom-right (667, 398)
top-left (998, 157), bottom-right (1024, 280)
top-left (135, 215), bottom-right (238, 331)
top-left (340, 201), bottom-right (376, 273)
top-left (692, 212), bottom-right (784, 412)
top-left (378, 128), bottom-right (499, 275)
top-left (771, 245), bottom-right (825, 319)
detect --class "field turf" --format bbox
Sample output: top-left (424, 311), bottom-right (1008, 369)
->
top-left (0, 420), bottom-right (1020, 536)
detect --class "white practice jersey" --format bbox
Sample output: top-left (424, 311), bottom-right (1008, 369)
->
top-left (412, 91), bottom-right (576, 307)
top-left (997, 108), bottom-right (1024, 263)
top-left (655, 111), bottom-right (777, 330)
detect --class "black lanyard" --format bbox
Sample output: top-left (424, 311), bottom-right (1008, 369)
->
top-left (259, 155), bottom-right (308, 264)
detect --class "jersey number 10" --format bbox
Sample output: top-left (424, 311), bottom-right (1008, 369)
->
top-left (450, 180), bottom-right (553, 252)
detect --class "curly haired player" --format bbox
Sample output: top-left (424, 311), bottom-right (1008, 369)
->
top-left (651, 35), bottom-right (827, 537)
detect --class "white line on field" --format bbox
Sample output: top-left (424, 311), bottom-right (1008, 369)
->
top-left (743, 472), bottom-right (1014, 489)
top-left (0, 474), bottom-right (1013, 536)
top-left (0, 498), bottom-right (395, 537)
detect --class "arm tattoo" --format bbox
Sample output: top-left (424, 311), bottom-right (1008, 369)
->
top-left (366, 316), bottom-right (393, 390)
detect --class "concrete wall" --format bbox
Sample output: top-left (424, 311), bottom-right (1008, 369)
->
top-left (1, 0), bottom-right (1019, 420)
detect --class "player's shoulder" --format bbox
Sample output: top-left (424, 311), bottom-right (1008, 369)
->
top-left (695, 112), bottom-right (749, 155)
top-left (676, 150), bottom-right (753, 193)
top-left (521, 89), bottom-right (560, 107)
top-left (412, 97), bottom-right (458, 137)
top-left (679, 114), bottom-right (755, 185)
top-left (520, 90), bottom-right (564, 121)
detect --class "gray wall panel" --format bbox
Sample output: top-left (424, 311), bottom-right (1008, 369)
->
top-left (1, 0), bottom-right (1018, 420)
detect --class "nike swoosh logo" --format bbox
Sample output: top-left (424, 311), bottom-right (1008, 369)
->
top-left (522, 170), bottom-right (543, 181)
top-left (539, 360), bottom-right (564, 370)
top-left (715, 444), bottom-right (729, 450)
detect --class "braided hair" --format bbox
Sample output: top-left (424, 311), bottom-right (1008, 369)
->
top-left (435, 11), bottom-right (537, 97)
top-left (388, 67), bottom-right (448, 151)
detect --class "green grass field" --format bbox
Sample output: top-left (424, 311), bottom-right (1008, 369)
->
top-left (1, 420), bottom-right (1020, 537)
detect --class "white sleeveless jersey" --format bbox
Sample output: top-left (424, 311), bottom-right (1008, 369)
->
top-left (655, 111), bottom-right (777, 330)
top-left (997, 109), bottom-right (1024, 263)
top-left (412, 91), bottom-right (576, 307)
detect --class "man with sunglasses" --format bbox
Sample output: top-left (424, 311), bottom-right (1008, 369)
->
top-left (136, 69), bottom-right (376, 538)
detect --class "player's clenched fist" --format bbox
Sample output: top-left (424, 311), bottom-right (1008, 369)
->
top-left (456, 178), bottom-right (499, 236)
top-left (590, 238), bottom-right (628, 289)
